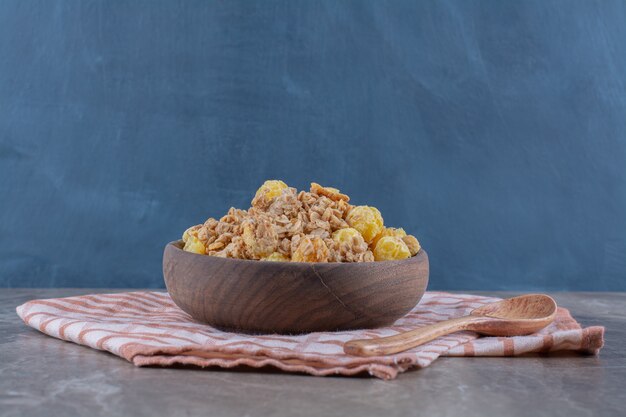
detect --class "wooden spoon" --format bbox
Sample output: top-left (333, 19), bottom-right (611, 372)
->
top-left (344, 294), bottom-right (557, 357)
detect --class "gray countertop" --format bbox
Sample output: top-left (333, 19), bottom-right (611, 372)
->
top-left (1, 289), bottom-right (624, 417)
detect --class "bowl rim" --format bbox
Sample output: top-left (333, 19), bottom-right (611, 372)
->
top-left (166, 240), bottom-right (427, 268)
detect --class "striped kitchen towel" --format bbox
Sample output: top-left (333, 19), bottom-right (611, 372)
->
top-left (16, 291), bottom-right (604, 380)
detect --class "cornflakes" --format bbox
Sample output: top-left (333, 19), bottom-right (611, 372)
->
top-left (402, 234), bottom-right (421, 256)
top-left (181, 181), bottom-right (422, 262)
top-left (346, 206), bottom-right (384, 243)
top-left (262, 252), bottom-right (290, 262)
top-left (371, 227), bottom-right (406, 247)
top-left (373, 236), bottom-right (411, 261)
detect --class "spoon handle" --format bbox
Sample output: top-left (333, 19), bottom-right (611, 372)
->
top-left (344, 316), bottom-right (484, 357)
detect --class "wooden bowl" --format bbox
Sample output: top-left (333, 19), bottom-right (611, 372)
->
top-left (163, 240), bottom-right (429, 334)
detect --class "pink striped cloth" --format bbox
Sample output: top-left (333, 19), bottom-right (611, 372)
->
top-left (16, 291), bottom-right (604, 380)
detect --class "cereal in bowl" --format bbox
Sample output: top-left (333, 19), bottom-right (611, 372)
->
top-left (181, 181), bottom-right (421, 262)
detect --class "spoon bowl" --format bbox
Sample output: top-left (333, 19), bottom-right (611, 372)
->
top-left (344, 294), bottom-right (558, 356)
top-left (467, 294), bottom-right (557, 336)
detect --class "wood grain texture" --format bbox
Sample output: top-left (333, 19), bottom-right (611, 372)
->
top-left (163, 240), bottom-right (429, 333)
top-left (344, 294), bottom-right (557, 356)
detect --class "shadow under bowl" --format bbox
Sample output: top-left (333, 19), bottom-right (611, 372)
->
top-left (163, 240), bottom-right (429, 334)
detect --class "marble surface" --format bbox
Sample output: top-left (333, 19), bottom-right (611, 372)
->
top-left (1, 289), bottom-right (624, 417)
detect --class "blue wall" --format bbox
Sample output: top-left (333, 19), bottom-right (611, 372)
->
top-left (1, 0), bottom-right (625, 290)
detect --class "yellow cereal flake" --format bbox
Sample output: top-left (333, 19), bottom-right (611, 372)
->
top-left (372, 236), bottom-right (411, 261)
top-left (261, 252), bottom-right (290, 262)
top-left (402, 234), bottom-right (421, 256)
top-left (346, 206), bottom-right (384, 243)
top-left (371, 227), bottom-right (406, 248)
top-left (292, 236), bottom-right (329, 262)
top-left (183, 235), bottom-right (206, 254)
top-left (332, 228), bottom-right (364, 245)
top-left (182, 225), bottom-right (201, 243)
top-left (251, 180), bottom-right (288, 208)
